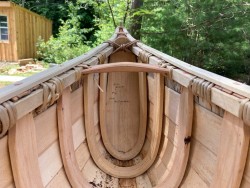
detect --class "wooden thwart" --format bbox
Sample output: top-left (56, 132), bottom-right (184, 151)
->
top-left (81, 62), bottom-right (169, 75)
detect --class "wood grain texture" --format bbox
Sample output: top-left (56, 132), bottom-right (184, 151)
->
top-left (57, 87), bottom-right (90, 188)
top-left (193, 104), bottom-right (222, 155)
top-left (210, 112), bottom-right (250, 188)
top-left (157, 87), bottom-right (193, 188)
top-left (131, 39), bottom-right (250, 99)
top-left (81, 62), bottom-right (169, 75)
top-left (84, 73), bottom-right (163, 178)
top-left (0, 2), bottom-right (52, 61)
top-left (180, 166), bottom-right (208, 188)
top-left (189, 139), bottom-right (216, 185)
top-left (70, 86), bottom-right (84, 125)
top-left (211, 87), bottom-right (248, 118)
top-left (75, 142), bottom-right (90, 171)
top-left (46, 168), bottom-right (71, 188)
top-left (0, 136), bottom-right (14, 188)
top-left (100, 49), bottom-right (147, 160)
top-left (35, 105), bottom-right (58, 155)
top-left (100, 41), bottom-right (141, 157)
top-left (38, 141), bottom-right (63, 186)
top-left (8, 113), bottom-right (44, 188)
top-left (243, 148), bottom-right (250, 187)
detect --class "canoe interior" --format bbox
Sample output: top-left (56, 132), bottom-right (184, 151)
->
top-left (1, 27), bottom-right (250, 188)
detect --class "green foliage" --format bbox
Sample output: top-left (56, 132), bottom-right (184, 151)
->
top-left (84, 0), bottom-right (132, 44)
top-left (36, 1), bottom-right (90, 64)
top-left (141, 0), bottom-right (250, 82)
top-left (10, 0), bottom-right (96, 37)
top-left (11, 0), bottom-right (250, 83)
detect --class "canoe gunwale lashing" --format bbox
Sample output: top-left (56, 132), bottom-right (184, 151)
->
top-left (0, 27), bottom-right (250, 188)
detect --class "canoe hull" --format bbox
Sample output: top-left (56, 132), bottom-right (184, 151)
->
top-left (1, 27), bottom-right (250, 188)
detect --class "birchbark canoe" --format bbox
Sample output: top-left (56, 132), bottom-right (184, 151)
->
top-left (0, 27), bottom-right (250, 188)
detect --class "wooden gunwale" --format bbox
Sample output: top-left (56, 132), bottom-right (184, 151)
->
top-left (0, 48), bottom-right (112, 123)
top-left (124, 29), bottom-right (250, 99)
top-left (0, 28), bottom-right (117, 104)
top-left (123, 31), bottom-right (250, 120)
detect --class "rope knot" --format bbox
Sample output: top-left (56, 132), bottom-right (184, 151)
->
top-left (238, 99), bottom-right (250, 126)
top-left (36, 77), bottom-right (64, 113)
top-left (0, 101), bottom-right (17, 138)
top-left (138, 50), bottom-right (152, 64)
top-left (106, 40), bottom-right (138, 55)
top-left (190, 78), bottom-right (214, 103)
top-left (95, 52), bottom-right (106, 64)
top-left (158, 60), bottom-right (176, 79)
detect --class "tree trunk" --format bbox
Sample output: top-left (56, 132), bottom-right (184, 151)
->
top-left (130, 0), bottom-right (143, 40)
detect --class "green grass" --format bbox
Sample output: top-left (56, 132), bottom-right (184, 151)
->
top-left (0, 64), bottom-right (19, 73)
top-left (0, 62), bottom-right (48, 77)
top-left (0, 81), bottom-right (13, 88)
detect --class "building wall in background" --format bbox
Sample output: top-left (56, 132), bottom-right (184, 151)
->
top-left (0, 1), bottom-right (52, 61)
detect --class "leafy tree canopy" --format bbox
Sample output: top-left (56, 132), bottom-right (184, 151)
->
top-left (12, 0), bottom-right (249, 83)
top-left (141, 0), bottom-right (250, 82)
top-left (10, 0), bottom-right (96, 39)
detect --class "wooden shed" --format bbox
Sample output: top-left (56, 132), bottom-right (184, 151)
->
top-left (0, 1), bottom-right (52, 62)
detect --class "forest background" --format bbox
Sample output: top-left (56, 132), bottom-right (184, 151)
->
top-left (11, 0), bottom-right (250, 84)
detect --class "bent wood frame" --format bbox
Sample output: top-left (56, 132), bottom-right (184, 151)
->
top-left (8, 113), bottom-right (44, 188)
top-left (157, 87), bottom-right (194, 188)
top-left (99, 61), bottom-right (148, 160)
top-left (57, 87), bottom-right (90, 188)
top-left (84, 73), bottom-right (164, 178)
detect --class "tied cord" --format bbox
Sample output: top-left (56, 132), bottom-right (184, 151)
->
top-left (138, 50), bottom-right (152, 64)
top-left (106, 40), bottom-right (138, 55)
top-left (0, 101), bottom-right (17, 138)
top-left (159, 60), bottom-right (176, 80)
top-left (190, 78), bottom-right (214, 103)
top-left (243, 101), bottom-right (250, 126)
top-left (36, 77), bottom-right (64, 113)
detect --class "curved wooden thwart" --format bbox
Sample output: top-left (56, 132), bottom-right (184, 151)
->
top-left (57, 87), bottom-right (91, 188)
top-left (81, 62), bottom-right (169, 75)
top-left (210, 112), bottom-right (250, 188)
top-left (84, 73), bottom-right (163, 178)
top-left (157, 87), bottom-right (194, 188)
top-left (8, 113), bottom-right (44, 188)
top-left (99, 67), bottom-right (147, 160)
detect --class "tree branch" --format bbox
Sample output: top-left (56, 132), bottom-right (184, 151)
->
top-left (123, 0), bottom-right (131, 25)
top-left (107, 0), bottom-right (117, 28)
